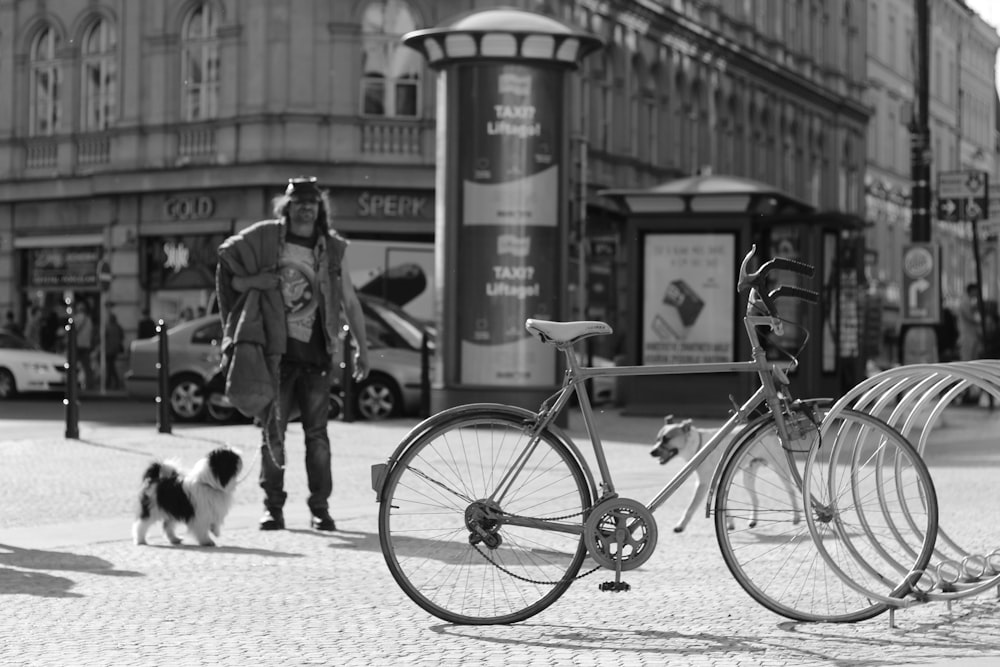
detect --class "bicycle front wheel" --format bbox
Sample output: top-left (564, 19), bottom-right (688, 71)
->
top-left (715, 407), bottom-right (890, 622)
top-left (378, 408), bottom-right (592, 624)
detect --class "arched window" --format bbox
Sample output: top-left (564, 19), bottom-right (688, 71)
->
top-left (81, 18), bottom-right (118, 131)
top-left (181, 3), bottom-right (220, 121)
top-left (360, 0), bottom-right (421, 118)
top-left (30, 26), bottom-right (62, 136)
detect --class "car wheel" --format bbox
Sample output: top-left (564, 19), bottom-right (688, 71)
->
top-left (328, 391), bottom-right (344, 421)
top-left (170, 374), bottom-right (207, 422)
top-left (205, 391), bottom-right (237, 423)
top-left (0, 368), bottom-right (16, 399)
top-left (354, 373), bottom-right (401, 421)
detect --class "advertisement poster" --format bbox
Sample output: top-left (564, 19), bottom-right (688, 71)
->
top-left (350, 240), bottom-right (434, 324)
top-left (26, 246), bottom-right (101, 288)
top-left (642, 234), bottom-right (734, 364)
top-left (456, 64), bottom-right (561, 386)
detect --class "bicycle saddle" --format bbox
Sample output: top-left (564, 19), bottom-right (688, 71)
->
top-left (525, 319), bottom-right (613, 345)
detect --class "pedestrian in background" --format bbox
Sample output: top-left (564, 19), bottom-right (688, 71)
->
top-left (958, 283), bottom-right (982, 404)
top-left (104, 310), bottom-right (125, 390)
top-left (23, 306), bottom-right (43, 348)
top-left (2, 310), bottom-right (21, 336)
top-left (216, 176), bottom-right (370, 532)
top-left (74, 301), bottom-right (95, 390)
top-left (137, 309), bottom-right (157, 339)
top-left (39, 308), bottom-right (58, 351)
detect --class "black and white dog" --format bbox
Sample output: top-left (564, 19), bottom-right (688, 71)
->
top-left (649, 416), bottom-right (800, 533)
top-left (133, 447), bottom-right (243, 547)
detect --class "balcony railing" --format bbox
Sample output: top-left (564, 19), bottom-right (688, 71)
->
top-left (76, 135), bottom-right (110, 165)
top-left (24, 140), bottom-right (58, 169)
top-left (177, 125), bottom-right (216, 159)
top-left (360, 118), bottom-right (426, 156)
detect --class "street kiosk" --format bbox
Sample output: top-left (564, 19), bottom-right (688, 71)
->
top-left (603, 174), bottom-right (867, 416)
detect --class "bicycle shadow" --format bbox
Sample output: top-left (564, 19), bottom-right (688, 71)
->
top-left (311, 530), bottom-right (578, 564)
top-left (433, 612), bottom-right (1000, 662)
top-left (0, 542), bottom-right (143, 599)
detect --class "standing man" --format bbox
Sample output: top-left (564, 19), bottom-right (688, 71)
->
top-left (74, 301), bottom-right (95, 390)
top-left (216, 177), bottom-right (370, 532)
top-left (104, 309), bottom-right (125, 390)
top-left (137, 309), bottom-right (157, 339)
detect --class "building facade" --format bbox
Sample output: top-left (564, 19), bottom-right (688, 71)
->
top-left (0, 0), bottom-right (870, 362)
top-left (864, 0), bottom-right (1000, 364)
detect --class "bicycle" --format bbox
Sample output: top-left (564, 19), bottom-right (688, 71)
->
top-left (371, 245), bottom-right (938, 625)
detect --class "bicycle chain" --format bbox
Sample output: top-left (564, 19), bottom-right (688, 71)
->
top-left (469, 506), bottom-right (604, 586)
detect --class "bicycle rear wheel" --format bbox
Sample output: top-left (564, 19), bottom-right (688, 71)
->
top-left (714, 406), bottom-right (891, 622)
top-left (378, 407), bottom-right (592, 624)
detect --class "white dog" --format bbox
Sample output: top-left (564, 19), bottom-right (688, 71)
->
top-left (649, 416), bottom-right (800, 533)
top-left (133, 447), bottom-right (243, 547)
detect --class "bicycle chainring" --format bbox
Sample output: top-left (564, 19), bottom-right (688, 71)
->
top-left (583, 497), bottom-right (658, 571)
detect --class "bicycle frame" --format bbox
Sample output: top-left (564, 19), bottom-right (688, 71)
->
top-left (493, 314), bottom-right (807, 533)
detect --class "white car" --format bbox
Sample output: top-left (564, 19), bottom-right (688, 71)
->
top-left (0, 332), bottom-right (70, 399)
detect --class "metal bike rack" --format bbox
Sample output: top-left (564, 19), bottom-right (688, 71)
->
top-left (826, 360), bottom-right (1000, 624)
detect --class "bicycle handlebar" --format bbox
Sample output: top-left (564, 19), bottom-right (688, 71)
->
top-left (737, 245), bottom-right (817, 316)
top-left (768, 285), bottom-right (819, 304)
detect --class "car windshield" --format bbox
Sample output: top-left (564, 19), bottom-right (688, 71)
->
top-left (364, 299), bottom-right (433, 350)
top-left (0, 333), bottom-right (38, 350)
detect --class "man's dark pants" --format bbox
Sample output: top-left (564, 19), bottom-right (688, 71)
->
top-left (260, 362), bottom-right (332, 516)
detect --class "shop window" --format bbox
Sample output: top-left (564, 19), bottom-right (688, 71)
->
top-left (29, 26), bottom-right (63, 136)
top-left (81, 17), bottom-right (118, 131)
top-left (360, 0), bottom-right (421, 118)
top-left (181, 3), bottom-right (220, 121)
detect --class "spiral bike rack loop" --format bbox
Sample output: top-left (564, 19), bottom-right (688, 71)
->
top-left (822, 360), bottom-right (1000, 622)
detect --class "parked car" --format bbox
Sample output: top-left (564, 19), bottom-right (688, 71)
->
top-left (125, 294), bottom-right (434, 422)
top-left (0, 332), bottom-right (71, 399)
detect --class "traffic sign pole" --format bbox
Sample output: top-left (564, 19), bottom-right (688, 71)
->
top-left (903, 0), bottom-right (936, 365)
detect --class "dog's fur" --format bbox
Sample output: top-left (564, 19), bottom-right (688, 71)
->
top-left (132, 447), bottom-right (242, 546)
top-left (650, 416), bottom-right (799, 533)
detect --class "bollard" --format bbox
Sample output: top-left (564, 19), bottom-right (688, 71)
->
top-left (420, 330), bottom-right (431, 418)
top-left (64, 315), bottom-right (79, 439)
top-left (341, 327), bottom-right (356, 423)
top-left (156, 319), bottom-right (172, 434)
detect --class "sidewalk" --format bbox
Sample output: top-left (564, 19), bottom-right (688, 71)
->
top-left (1, 407), bottom-right (998, 666)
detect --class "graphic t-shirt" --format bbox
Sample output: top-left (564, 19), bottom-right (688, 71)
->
top-left (279, 232), bottom-right (329, 366)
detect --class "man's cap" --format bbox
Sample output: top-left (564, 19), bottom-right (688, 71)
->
top-left (285, 176), bottom-right (322, 199)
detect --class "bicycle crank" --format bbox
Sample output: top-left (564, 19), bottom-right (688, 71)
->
top-left (584, 497), bottom-right (658, 573)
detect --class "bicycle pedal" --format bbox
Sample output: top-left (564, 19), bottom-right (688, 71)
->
top-left (598, 581), bottom-right (631, 592)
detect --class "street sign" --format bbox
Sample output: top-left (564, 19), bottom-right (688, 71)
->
top-left (937, 170), bottom-right (989, 222)
top-left (97, 260), bottom-right (112, 291)
top-left (901, 243), bottom-right (941, 325)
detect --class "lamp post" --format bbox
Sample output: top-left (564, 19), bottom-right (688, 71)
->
top-left (402, 8), bottom-right (602, 412)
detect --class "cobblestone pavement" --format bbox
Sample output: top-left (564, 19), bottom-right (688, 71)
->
top-left (1, 406), bottom-right (998, 666)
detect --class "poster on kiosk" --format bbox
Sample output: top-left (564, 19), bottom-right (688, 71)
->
top-left (456, 63), bottom-right (561, 386)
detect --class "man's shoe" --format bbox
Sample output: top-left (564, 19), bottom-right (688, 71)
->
top-left (259, 510), bottom-right (285, 531)
top-left (310, 512), bottom-right (337, 532)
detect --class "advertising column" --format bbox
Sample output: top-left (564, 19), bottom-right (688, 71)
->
top-left (457, 64), bottom-right (560, 386)
top-left (402, 8), bottom-right (602, 411)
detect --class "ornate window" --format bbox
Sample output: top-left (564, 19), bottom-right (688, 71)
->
top-left (29, 26), bottom-right (63, 136)
top-left (181, 3), bottom-right (220, 121)
top-left (81, 18), bottom-right (118, 131)
top-left (360, 0), bottom-right (421, 118)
